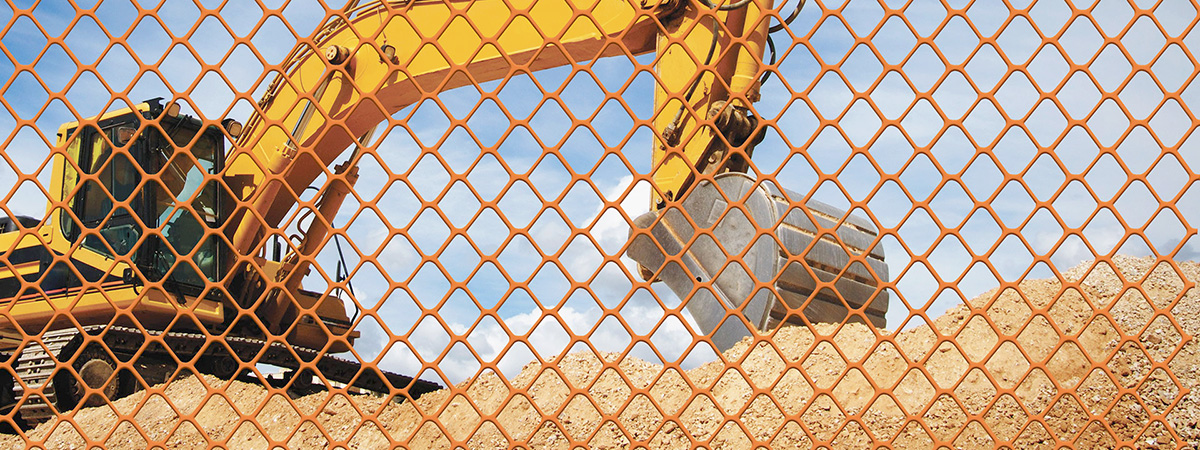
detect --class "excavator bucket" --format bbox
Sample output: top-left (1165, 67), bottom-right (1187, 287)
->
top-left (627, 173), bottom-right (889, 352)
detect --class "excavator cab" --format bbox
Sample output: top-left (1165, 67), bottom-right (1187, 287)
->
top-left (0, 100), bottom-right (387, 426)
top-left (54, 99), bottom-right (230, 301)
top-left (0, 101), bottom-right (241, 424)
top-left (0, 99), bottom-right (241, 335)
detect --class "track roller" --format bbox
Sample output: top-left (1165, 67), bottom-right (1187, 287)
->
top-left (54, 344), bottom-right (136, 412)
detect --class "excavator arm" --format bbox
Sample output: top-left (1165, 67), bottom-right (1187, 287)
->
top-left (225, 0), bottom-right (771, 256)
top-left (225, 0), bottom-right (887, 351)
top-left (223, 0), bottom-right (781, 333)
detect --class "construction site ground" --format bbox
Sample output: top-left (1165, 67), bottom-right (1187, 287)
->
top-left (2, 255), bottom-right (1197, 449)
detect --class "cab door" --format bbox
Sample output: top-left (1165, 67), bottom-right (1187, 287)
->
top-left (46, 120), bottom-right (147, 292)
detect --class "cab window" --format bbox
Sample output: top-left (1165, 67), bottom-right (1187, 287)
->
top-left (145, 123), bottom-right (225, 288)
top-left (62, 124), bottom-right (142, 257)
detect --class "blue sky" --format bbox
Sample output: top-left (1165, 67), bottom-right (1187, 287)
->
top-left (1, 0), bottom-right (1198, 384)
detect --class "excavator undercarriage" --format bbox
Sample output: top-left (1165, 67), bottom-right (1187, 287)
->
top-left (0, 326), bottom-right (439, 428)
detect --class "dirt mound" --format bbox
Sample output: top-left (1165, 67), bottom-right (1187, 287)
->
top-left (4, 255), bottom-right (1198, 448)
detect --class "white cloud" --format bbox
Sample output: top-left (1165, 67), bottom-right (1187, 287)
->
top-left (367, 174), bottom-right (720, 383)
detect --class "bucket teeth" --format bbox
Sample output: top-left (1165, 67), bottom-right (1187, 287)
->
top-left (627, 173), bottom-right (889, 352)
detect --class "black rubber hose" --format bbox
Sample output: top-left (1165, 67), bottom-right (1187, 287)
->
top-left (698, 0), bottom-right (755, 11)
top-left (769, 0), bottom-right (805, 33)
top-left (759, 32), bottom-right (778, 85)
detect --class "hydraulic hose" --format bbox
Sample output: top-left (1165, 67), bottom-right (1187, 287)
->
top-left (769, 0), bottom-right (805, 33)
top-left (698, 0), bottom-right (755, 11)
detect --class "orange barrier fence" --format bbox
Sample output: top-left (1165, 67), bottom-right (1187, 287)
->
top-left (0, 0), bottom-right (1198, 448)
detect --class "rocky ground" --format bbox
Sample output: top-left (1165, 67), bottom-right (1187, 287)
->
top-left (2, 255), bottom-right (1198, 449)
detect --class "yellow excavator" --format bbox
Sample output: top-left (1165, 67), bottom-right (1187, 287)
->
top-left (0, 0), bottom-right (888, 428)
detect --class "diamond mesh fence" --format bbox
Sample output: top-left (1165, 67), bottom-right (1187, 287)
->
top-left (0, 0), bottom-right (1198, 448)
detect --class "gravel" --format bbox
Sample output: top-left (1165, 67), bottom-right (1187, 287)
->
top-left (3, 255), bottom-right (1198, 449)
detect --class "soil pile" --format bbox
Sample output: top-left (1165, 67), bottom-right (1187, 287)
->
top-left (4, 255), bottom-right (1198, 448)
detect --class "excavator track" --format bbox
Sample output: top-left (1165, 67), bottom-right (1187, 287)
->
top-left (5, 325), bottom-right (440, 427)
top-left (12, 328), bottom-right (78, 424)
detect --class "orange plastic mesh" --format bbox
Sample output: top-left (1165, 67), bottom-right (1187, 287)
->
top-left (0, 0), bottom-right (1198, 448)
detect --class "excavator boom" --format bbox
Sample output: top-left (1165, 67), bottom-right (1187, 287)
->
top-left (225, 0), bottom-right (756, 254)
top-left (219, 0), bottom-right (786, 340)
top-left (223, 0), bottom-right (886, 349)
